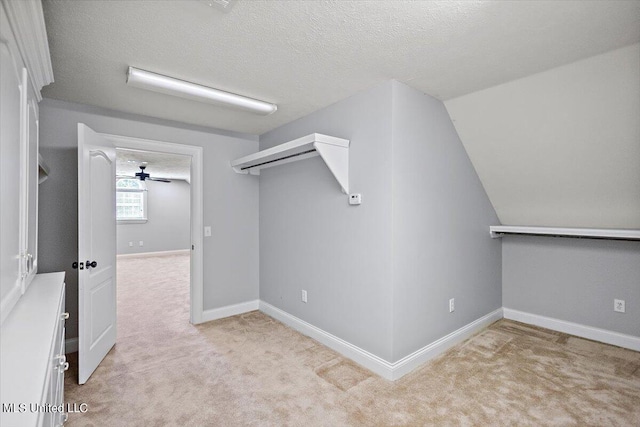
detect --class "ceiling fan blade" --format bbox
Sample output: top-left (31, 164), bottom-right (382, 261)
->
top-left (149, 178), bottom-right (171, 183)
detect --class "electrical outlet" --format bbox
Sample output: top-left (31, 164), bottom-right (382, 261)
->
top-left (301, 290), bottom-right (308, 303)
top-left (449, 298), bottom-right (455, 313)
top-left (614, 299), bottom-right (625, 313)
top-left (139, 240), bottom-right (144, 246)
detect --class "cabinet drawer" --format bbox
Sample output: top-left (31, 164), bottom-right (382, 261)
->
top-left (39, 291), bottom-right (67, 427)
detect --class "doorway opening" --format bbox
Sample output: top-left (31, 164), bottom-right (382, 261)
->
top-left (115, 148), bottom-right (192, 335)
top-left (106, 133), bottom-right (204, 325)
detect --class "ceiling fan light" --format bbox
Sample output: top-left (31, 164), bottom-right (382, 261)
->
top-left (126, 67), bottom-right (277, 115)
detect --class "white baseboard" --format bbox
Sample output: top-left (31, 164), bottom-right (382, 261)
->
top-left (65, 337), bottom-right (78, 354)
top-left (259, 301), bottom-right (503, 381)
top-left (391, 308), bottom-right (504, 379)
top-left (64, 300), bottom-right (259, 351)
top-left (259, 301), bottom-right (395, 379)
top-left (200, 300), bottom-right (260, 323)
top-left (116, 249), bottom-right (190, 259)
top-left (503, 308), bottom-right (640, 352)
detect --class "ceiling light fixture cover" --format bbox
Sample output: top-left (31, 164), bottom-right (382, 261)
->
top-left (126, 66), bottom-right (277, 115)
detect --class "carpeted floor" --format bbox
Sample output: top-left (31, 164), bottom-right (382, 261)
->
top-left (64, 253), bottom-right (640, 426)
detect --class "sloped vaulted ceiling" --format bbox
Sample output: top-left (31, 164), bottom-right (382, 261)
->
top-left (445, 44), bottom-right (640, 229)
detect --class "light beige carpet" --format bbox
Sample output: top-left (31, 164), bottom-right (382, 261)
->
top-left (65, 254), bottom-right (640, 426)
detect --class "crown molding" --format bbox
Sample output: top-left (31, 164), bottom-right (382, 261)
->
top-left (1, 0), bottom-right (53, 101)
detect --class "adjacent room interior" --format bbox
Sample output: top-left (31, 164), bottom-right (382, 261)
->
top-left (1, 0), bottom-right (638, 426)
top-left (114, 148), bottom-right (192, 357)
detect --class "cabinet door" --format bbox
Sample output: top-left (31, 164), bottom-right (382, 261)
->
top-left (0, 23), bottom-right (26, 322)
top-left (25, 95), bottom-right (39, 282)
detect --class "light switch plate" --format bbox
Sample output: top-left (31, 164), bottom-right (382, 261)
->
top-left (204, 226), bottom-right (212, 237)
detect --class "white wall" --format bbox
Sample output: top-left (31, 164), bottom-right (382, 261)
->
top-left (503, 236), bottom-right (640, 337)
top-left (445, 43), bottom-right (640, 229)
top-left (38, 99), bottom-right (259, 339)
top-left (116, 179), bottom-right (190, 255)
top-left (259, 81), bottom-right (502, 363)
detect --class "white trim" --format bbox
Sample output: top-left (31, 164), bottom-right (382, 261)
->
top-left (259, 301), bottom-right (394, 379)
top-left (1, 0), bottom-right (54, 100)
top-left (230, 133), bottom-right (350, 193)
top-left (103, 133), bottom-right (204, 325)
top-left (65, 337), bottom-right (79, 354)
top-left (117, 219), bottom-right (148, 225)
top-left (259, 301), bottom-right (502, 380)
top-left (391, 308), bottom-right (504, 379)
top-left (503, 308), bottom-right (640, 351)
top-left (489, 225), bottom-right (640, 241)
top-left (116, 249), bottom-right (191, 259)
top-left (65, 298), bottom-right (258, 352)
top-left (201, 300), bottom-right (259, 323)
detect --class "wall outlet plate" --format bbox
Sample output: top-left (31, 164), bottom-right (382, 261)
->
top-left (614, 299), bottom-right (625, 313)
top-left (449, 298), bottom-right (455, 313)
top-left (301, 290), bottom-right (308, 303)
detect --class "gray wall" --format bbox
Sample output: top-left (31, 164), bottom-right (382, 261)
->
top-left (38, 99), bottom-right (259, 339)
top-left (259, 80), bottom-right (502, 363)
top-left (503, 236), bottom-right (640, 336)
top-left (259, 82), bottom-right (395, 361)
top-left (390, 81), bottom-right (502, 362)
top-left (116, 179), bottom-right (190, 255)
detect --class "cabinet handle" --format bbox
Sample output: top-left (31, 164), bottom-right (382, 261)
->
top-left (59, 412), bottom-right (69, 425)
top-left (62, 312), bottom-right (70, 320)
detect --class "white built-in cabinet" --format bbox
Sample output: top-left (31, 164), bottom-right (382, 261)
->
top-left (0, 0), bottom-right (52, 323)
top-left (0, 1), bottom-right (63, 426)
top-left (1, 273), bottom-right (67, 427)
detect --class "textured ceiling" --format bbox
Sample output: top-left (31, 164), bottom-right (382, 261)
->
top-left (41, 0), bottom-right (640, 135)
top-left (116, 149), bottom-right (191, 182)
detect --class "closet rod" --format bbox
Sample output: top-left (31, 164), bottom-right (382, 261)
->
top-left (240, 149), bottom-right (316, 171)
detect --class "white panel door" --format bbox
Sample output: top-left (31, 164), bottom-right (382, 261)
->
top-left (78, 123), bottom-right (117, 384)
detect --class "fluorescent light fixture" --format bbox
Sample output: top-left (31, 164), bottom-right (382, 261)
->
top-left (126, 67), bottom-right (277, 115)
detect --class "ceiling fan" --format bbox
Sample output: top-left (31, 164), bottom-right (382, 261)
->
top-left (118, 165), bottom-right (171, 183)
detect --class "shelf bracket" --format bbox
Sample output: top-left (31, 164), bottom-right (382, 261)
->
top-left (314, 141), bottom-right (349, 193)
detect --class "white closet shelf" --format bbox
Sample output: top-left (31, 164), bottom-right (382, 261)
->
top-left (489, 225), bottom-right (640, 241)
top-left (231, 133), bottom-right (350, 193)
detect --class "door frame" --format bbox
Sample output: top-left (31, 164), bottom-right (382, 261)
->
top-left (103, 132), bottom-right (205, 324)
